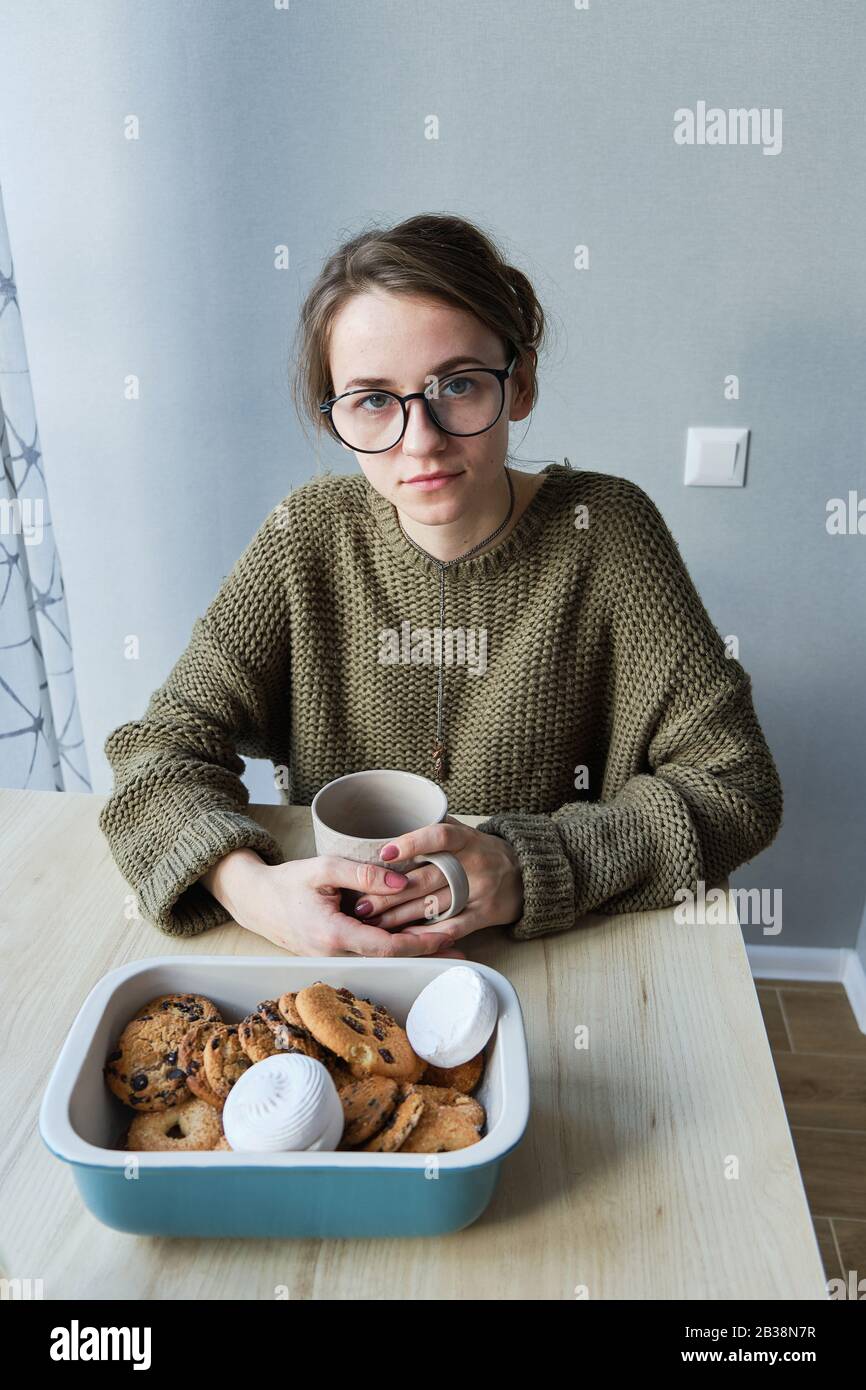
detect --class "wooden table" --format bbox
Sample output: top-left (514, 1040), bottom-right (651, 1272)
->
top-left (0, 788), bottom-right (828, 1300)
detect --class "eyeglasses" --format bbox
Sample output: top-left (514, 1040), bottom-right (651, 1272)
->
top-left (319, 354), bottom-right (518, 454)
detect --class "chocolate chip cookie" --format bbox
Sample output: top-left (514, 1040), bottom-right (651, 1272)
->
top-left (324, 1056), bottom-right (359, 1090)
top-left (361, 1089), bottom-right (425, 1151)
top-left (133, 993), bottom-right (222, 1027)
top-left (401, 1083), bottom-right (485, 1129)
top-left (177, 1020), bottom-right (224, 1108)
top-left (295, 983), bottom-right (424, 1082)
top-left (203, 1024), bottom-right (252, 1100)
top-left (105, 1010), bottom-right (202, 1111)
top-left (237, 1011), bottom-right (284, 1063)
top-left (262, 997), bottom-right (325, 1060)
top-left (398, 1103), bottom-right (483, 1153)
top-left (338, 1077), bottom-right (400, 1147)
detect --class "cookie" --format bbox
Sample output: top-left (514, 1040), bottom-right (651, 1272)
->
top-left (133, 994), bottom-right (222, 1026)
top-left (398, 1104), bottom-right (483, 1153)
top-left (105, 1011), bottom-right (199, 1112)
top-left (238, 1012), bottom-right (284, 1063)
top-left (177, 1020), bottom-right (224, 1108)
top-left (338, 1077), bottom-right (400, 1147)
top-left (421, 1050), bottom-right (485, 1094)
top-left (261, 997), bottom-right (325, 1060)
top-left (125, 1096), bottom-right (224, 1151)
top-left (325, 1056), bottom-right (360, 1090)
top-left (295, 983), bottom-right (424, 1082)
top-left (362, 1091), bottom-right (425, 1152)
top-left (276, 991), bottom-right (306, 1029)
top-left (203, 1024), bottom-right (252, 1100)
top-left (237, 1002), bottom-right (315, 1064)
top-left (401, 1083), bottom-right (485, 1129)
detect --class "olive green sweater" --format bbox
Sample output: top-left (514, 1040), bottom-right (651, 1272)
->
top-left (98, 462), bottom-right (783, 942)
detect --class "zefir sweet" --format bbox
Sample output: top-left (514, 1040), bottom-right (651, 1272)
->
top-left (223, 1053), bottom-right (344, 1152)
top-left (406, 966), bottom-right (498, 1069)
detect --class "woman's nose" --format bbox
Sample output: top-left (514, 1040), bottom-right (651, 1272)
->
top-left (401, 396), bottom-right (445, 455)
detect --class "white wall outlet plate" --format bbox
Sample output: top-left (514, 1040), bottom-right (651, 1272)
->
top-left (684, 427), bottom-right (749, 487)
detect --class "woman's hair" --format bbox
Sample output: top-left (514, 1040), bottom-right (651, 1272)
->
top-left (289, 212), bottom-right (546, 443)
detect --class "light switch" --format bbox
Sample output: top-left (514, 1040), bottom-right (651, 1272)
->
top-left (684, 427), bottom-right (749, 487)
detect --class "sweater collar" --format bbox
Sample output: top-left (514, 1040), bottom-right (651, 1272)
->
top-left (363, 462), bottom-right (571, 577)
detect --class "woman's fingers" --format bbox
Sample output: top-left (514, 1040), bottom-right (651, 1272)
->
top-left (359, 885), bottom-right (454, 930)
top-left (328, 912), bottom-right (457, 958)
top-left (377, 819), bottom-right (467, 865)
top-left (399, 909), bottom-right (479, 943)
top-left (353, 861), bottom-right (445, 919)
top-left (309, 854), bottom-right (409, 897)
top-left (302, 853), bottom-right (473, 957)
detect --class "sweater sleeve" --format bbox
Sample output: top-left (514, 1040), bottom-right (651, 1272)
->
top-left (476, 481), bottom-right (784, 942)
top-left (98, 508), bottom-right (293, 938)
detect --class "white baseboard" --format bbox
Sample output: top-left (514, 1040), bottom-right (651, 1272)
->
top-left (747, 944), bottom-right (866, 1034)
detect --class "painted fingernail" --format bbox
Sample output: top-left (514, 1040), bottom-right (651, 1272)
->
top-left (355, 900), bottom-right (373, 915)
top-left (385, 870), bottom-right (407, 888)
top-left (380, 843), bottom-right (400, 861)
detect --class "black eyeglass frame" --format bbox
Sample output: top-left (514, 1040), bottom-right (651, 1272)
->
top-left (319, 353), bottom-right (519, 454)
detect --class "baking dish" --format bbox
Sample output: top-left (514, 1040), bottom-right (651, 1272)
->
top-left (39, 955), bottom-right (530, 1238)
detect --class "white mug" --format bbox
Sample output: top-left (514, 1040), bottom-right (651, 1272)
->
top-left (310, 769), bottom-right (470, 923)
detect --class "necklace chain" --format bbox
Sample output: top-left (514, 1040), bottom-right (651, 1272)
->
top-left (396, 468), bottom-right (516, 783)
top-left (396, 466), bottom-right (515, 567)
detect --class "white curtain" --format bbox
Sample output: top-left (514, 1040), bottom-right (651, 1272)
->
top-left (0, 180), bottom-right (90, 791)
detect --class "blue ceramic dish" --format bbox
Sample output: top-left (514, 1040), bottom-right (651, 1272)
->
top-left (39, 956), bottom-right (530, 1239)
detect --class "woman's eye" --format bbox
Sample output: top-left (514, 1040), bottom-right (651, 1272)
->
top-left (442, 376), bottom-right (474, 397)
top-left (356, 393), bottom-right (393, 412)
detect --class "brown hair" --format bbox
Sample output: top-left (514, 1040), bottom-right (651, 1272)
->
top-left (289, 212), bottom-right (546, 444)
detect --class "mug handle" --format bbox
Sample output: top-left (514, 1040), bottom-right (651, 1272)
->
top-left (415, 851), bottom-right (470, 923)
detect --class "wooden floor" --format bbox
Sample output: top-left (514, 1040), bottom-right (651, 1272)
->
top-left (757, 978), bottom-right (866, 1296)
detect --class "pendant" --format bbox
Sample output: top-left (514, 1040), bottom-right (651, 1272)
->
top-left (432, 738), bottom-right (448, 783)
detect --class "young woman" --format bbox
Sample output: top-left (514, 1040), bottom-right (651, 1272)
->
top-left (100, 213), bottom-right (783, 957)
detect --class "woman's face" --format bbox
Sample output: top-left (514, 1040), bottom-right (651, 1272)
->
top-left (325, 290), bottom-right (533, 522)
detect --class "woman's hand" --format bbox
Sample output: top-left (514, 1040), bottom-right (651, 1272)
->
top-left (199, 848), bottom-right (468, 958)
top-left (351, 817), bottom-right (524, 943)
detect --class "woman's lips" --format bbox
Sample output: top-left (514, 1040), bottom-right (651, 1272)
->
top-left (403, 472), bottom-right (463, 490)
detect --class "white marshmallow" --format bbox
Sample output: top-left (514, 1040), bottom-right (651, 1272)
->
top-left (305, 1105), bottom-right (347, 1151)
top-left (406, 966), bottom-right (498, 1068)
top-left (222, 1053), bottom-right (344, 1153)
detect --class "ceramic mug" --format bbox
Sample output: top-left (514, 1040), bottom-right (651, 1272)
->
top-left (310, 769), bottom-right (470, 923)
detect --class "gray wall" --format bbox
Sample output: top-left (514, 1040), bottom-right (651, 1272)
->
top-left (0, 0), bottom-right (863, 950)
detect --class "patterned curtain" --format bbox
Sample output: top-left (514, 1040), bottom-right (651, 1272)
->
top-left (0, 180), bottom-right (90, 791)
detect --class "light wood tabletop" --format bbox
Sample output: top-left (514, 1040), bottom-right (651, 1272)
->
top-left (0, 787), bottom-right (828, 1300)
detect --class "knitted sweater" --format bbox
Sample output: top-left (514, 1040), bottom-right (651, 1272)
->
top-left (98, 462), bottom-right (783, 942)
